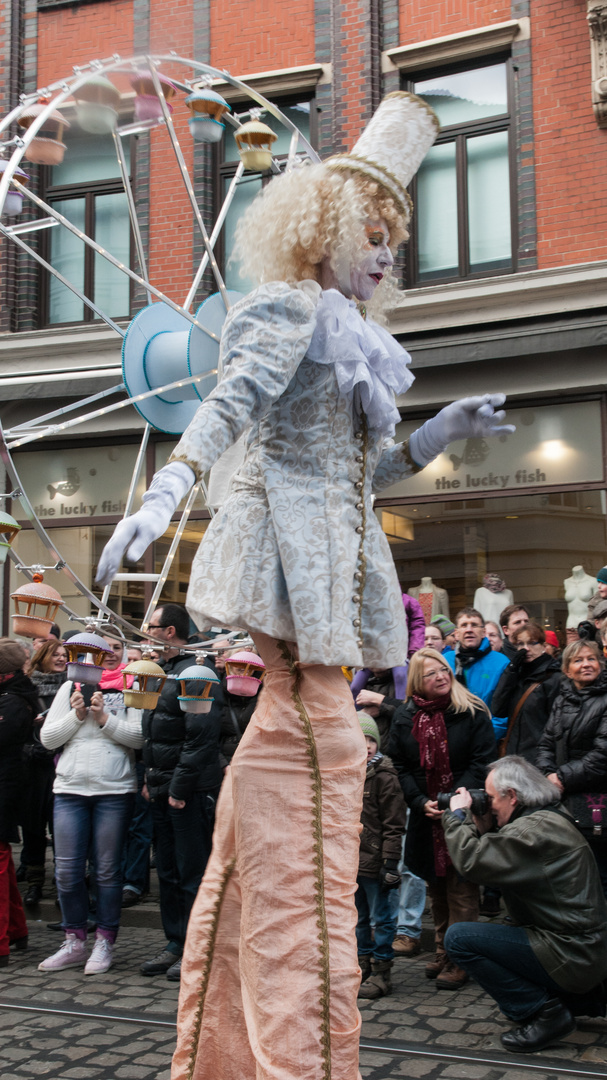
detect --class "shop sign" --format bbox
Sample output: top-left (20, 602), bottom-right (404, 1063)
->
top-left (382, 401), bottom-right (604, 499)
top-left (13, 444), bottom-right (146, 521)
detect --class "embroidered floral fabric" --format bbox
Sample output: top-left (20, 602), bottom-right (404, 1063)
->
top-left (169, 281), bottom-right (422, 668)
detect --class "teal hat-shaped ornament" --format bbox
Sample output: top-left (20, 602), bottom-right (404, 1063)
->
top-left (185, 88), bottom-right (231, 143)
top-left (175, 661), bottom-right (220, 714)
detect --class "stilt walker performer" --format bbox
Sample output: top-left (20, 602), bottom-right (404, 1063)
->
top-left (97, 92), bottom-right (515, 1080)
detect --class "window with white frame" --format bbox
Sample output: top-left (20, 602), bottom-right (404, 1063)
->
top-left (406, 60), bottom-right (514, 285)
top-left (42, 132), bottom-right (132, 325)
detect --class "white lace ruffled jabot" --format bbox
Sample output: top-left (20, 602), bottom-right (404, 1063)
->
top-left (306, 288), bottom-right (414, 437)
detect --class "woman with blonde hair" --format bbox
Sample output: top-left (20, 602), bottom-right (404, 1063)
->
top-left (388, 647), bottom-right (496, 990)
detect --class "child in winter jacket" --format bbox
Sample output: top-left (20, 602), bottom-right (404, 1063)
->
top-left (356, 712), bottom-right (407, 999)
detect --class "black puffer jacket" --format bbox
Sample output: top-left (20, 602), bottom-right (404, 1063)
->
top-left (0, 671), bottom-right (38, 841)
top-left (536, 671), bottom-right (607, 794)
top-left (387, 698), bottom-right (495, 881)
top-left (219, 683), bottom-right (259, 764)
top-left (359, 754), bottom-right (407, 878)
top-left (142, 653), bottom-right (224, 801)
top-left (491, 652), bottom-right (562, 761)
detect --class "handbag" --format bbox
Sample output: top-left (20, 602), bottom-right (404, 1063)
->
top-left (498, 682), bottom-right (541, 757)
top-left (565, 792), bottom-right (607, 835)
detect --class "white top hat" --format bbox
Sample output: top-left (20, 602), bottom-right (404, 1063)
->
top-left (325, 91), bottom-right (439, 220)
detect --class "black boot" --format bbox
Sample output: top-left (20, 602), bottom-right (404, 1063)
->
top-left (24, 884), bottom-right (43, 906)
top-left (358, 954), bottom-right (372, 984)
top-left (501, 998), bottom-right (575, 1053)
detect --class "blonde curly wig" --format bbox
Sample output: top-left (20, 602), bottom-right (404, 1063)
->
top-left (230, 164), bottom-right (409, 322)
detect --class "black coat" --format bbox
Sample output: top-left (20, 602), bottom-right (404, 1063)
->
top-left (0, 671), bottom-right (39, 842)
top-left (142, 653), bottom-right (224, 801)
top-left (536, 672), bottom-right (607, 795)
top-left (387, 697), bottom-right (496, 881)
top-left (491, 652), bottom-right (562, 761)
top-left (219, 684), bottom-right (258, 764)
top-left (359, 755), bottom-right (407, 878)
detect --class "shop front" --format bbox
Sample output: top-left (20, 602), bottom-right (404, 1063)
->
top-left (4, 398), bottom-right (605, 643)
top-left (375, 398), bottom-right (606, 640)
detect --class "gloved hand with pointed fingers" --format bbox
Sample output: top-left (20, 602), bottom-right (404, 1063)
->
top-left (409, 394), bottom-right (515, 468)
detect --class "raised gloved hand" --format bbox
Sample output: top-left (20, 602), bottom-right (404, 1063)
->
top-left (510, 647), bottom-right (529, 671)
top-left (95, 460), bottom-right (196, 586)
top-left (379, 859), bottom-right (401, 892)
top-left (409, 394), bottom-right (515, 468)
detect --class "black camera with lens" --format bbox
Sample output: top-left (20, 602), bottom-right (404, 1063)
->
top-left (437, 788), bottom-right (489, 816)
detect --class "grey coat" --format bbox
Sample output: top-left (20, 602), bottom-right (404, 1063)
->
top-left (169, 281), bottom-right (422, 667)
top-left (443, 804), bottom-right (607, 993)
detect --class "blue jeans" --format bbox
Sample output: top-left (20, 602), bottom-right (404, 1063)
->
top-left (445, 921), bottom-right (564, 1020)
top-left (356, 876), bottom-right (396, 961)
top-left (54, 793), bottom-right (134, 936)
top-left (389, 833), bottom-right (426, 939)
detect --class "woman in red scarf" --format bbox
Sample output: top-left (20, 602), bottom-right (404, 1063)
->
top-left (387, 647), bottom-right (495, 990)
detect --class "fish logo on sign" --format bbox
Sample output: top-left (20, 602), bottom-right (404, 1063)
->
top-left (450, 438), bottom-right (490, 472)
top-left (47, 467), bottom-right (80, 500)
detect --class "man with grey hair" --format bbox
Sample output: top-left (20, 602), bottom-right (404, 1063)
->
top-left (441, 756), bottom-right (607, 1053)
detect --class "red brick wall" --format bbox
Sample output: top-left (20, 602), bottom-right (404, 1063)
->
top-left (37, 2), bottom-right (133, 88)
top-left (399, 0), bottom-right (511, 42)
top-left (147, 0), bottom-right (194, 301)
top-left (210, 0), bottom-right (315, 73)
top-left (531, 0), bottom-right (607, 267)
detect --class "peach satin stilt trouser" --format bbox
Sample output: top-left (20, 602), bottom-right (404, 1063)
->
top-left (171, 634), bottom-right (366, 1080)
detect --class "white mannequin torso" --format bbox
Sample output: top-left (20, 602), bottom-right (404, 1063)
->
top-left (564, 565), bottom-right (596, 628)
top-left (473, 586), bottom-right (514, 624)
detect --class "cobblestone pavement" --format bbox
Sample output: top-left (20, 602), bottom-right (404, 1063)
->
top-left (1, 920), bottom-right (607, 1079)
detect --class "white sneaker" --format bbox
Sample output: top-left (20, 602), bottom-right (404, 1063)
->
top-left (84, 933), bottom-right (113, 975)
top-left (38, 932), bottom-right (88, 971)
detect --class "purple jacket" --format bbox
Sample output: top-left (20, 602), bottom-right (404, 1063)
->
top-left (403, 593), bottom-right (426, 657)
top-left (351, 593), bottom-right (426, 704)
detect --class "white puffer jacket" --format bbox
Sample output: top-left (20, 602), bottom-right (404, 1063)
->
top-left (41, 680), bottom-right (144, 796)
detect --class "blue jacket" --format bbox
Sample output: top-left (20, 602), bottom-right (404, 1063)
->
top-left (446, 639), bottom-right (509, 737)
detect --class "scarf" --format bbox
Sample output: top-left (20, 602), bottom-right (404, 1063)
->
top-left (306, 289), bottom-right (414, 437)
top-left (411, 692), bottom-right (454, 876)
top-left (454, 641), bottom-right (487, 685)
top-left (483, 573), bottom-right (506, 593)
top-left (99, 663), bottom-right (134, 691)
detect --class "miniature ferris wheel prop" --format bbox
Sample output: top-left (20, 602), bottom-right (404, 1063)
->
top-left (0, 52), bottom-right (319, 643)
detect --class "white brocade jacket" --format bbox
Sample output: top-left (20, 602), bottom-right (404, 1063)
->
top-left (169, 281), bottom-right (423, 668)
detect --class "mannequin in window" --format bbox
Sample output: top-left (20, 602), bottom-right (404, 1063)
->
top-left (408, 577), bottom-right (450, 625)
top-left (473, 574), bottom-right (514, 625)
top-left (564, 566), bottom-right (597, 629)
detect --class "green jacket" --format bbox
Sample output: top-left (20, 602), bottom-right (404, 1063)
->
top-left (442, 804), bottom-right (607, 993)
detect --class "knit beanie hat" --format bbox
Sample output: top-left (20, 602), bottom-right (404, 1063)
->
top-left (431, 614), bottom-right (456, 636)
top-left (597, 567), bottom-right (607, 584)
top-left (0, 638), bottom-right (28, 674)
top-left (359, 711), bottom-right (380, 749)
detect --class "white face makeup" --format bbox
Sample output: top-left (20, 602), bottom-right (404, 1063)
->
top-left (341, 219), bottom-right (394, 302)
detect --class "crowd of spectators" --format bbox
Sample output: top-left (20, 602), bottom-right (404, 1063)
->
top-left (2, 574), bottom-right (607, 1055)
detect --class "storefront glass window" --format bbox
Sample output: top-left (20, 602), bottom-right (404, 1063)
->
top-left (376, 401), bottom-right (605, 642)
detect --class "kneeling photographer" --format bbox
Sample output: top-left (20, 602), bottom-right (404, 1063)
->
top-left (387, 647), bottom-right (495, 990)
top-left (443, 756), bottom-right (607, 1053)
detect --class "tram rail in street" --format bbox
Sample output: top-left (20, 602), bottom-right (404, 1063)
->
top-left (1, 997), bottom-right (606, 1079)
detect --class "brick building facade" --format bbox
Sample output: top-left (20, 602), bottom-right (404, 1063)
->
top-left (0, 0), bottom-right (606, 634)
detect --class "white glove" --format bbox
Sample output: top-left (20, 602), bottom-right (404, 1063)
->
top-left (96, 461), bottom-right (196, 586)
top-left (409, 394), bottom-right (515, 468)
